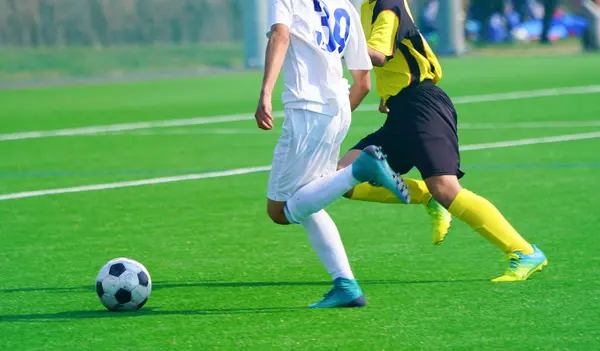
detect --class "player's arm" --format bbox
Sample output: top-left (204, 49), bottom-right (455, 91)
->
top-left (255, 0), bottom-right (293, 130)
top-left (348, 69), bottom-right (371, 111)
top-left (260, 24), bottom-right (290, 103)
top-left (366, 10), bottom-right (400, 67)
top-left (345, 8), bottom-right (373, 111)
top-left (256, 24), bottom-right (289, 129)
top-left (368, 47), bottom-right (388, 67)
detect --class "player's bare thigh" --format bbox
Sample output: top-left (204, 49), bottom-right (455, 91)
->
top-left (337, 149), bottom-right (362, 198)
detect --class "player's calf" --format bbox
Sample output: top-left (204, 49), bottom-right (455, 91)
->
top-left (432, 175), bottom-right (539, 264)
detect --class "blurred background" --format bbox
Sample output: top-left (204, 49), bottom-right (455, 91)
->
top-left (0, 0), bottom-right (598, 83)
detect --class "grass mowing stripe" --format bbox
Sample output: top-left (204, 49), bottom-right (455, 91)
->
top-left (1, 131), bottom-right (599, 201)
top-left (90, 120), bottom-right (600, 136)
top-left (1, 85), bottom-right (599, 142)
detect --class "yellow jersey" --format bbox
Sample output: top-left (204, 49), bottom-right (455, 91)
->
top-left (360, 0), bottom-right (443, 102)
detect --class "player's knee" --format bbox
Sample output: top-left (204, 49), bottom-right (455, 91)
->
top-left (267, 209), bottom-right (290, 225)
top-left (266, 201), bottom-right (291, 225)
top-left (425, 175), bottom-right (462, 208)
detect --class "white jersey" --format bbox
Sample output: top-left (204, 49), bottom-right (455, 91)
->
top-left (268, 0), bottom-right (372, 116)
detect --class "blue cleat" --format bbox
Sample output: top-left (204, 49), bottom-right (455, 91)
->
top-left (352, 145), bottom-right (410, 204)
top-left (309, 278), bottom-right (366, 308)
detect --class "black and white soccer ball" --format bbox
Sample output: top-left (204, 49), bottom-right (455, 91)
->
top-left (95, 258), bottom-right (152, 311)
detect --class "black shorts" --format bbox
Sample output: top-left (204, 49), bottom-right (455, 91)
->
top-left (352, 80), bottom-right (465, 180)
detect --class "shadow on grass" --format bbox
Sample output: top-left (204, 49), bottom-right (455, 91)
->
top-left (152, 278), bottom-right (488, 290)
top-left (0, 278), bottom-right (487, 322)
top-left (0, 306), bottom-right (303, 323)
top-left (0, 278), bottom-right (487, 295)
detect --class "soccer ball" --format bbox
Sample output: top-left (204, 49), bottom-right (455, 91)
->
top-left (95, 257), bottom-right (152, 311)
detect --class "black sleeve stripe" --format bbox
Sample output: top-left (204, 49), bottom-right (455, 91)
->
top-left (372, 0), bottom-right (403, 24)
top-left (410, 35), bottom-right (435, 74)
top-left (398, 43), bottom-right (421, 87)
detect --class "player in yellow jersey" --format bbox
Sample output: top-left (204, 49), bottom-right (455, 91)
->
top-left (339, 0), bottom-right (548, 282)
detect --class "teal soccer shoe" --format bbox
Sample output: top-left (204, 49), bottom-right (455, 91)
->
top-left (309, 278), bottom-right (366, 308)
top-left (352, 145), bottom-right (410, 204)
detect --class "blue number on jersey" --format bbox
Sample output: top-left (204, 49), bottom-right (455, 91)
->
top-left (313, 0), bottom-right (351, 53)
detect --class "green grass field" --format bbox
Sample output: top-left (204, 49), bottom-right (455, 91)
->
top-left (1, 54), bottom-right (600, 350)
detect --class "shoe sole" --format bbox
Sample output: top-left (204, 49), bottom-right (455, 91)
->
top-left (344, 294), bottom-right (366, 308)
top-left (308, 294), bottom-right (367, 308)
top-left (524, 259), bottom-right (548, 280)
top-left (433, 220), bottom-right (452, 246)
top-left (433, 229), bottom-right (450, 246)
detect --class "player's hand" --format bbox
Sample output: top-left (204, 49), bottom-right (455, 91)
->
top-left (255, 94), bottom-right (274, 130)
top-left (378, 99), bottom-right (389, 114)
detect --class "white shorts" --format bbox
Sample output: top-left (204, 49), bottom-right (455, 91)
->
top-left (267, 107), bottom-right (351, 202)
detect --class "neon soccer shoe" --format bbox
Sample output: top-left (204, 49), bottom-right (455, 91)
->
top-left (309, 278), bottom-right (366, 308)
top-left (426, 199), bottom-right (452, 245)
top-left (352, 145), bottom-right (410, 204)
top-left (492, 245), bottom-right (548, 282)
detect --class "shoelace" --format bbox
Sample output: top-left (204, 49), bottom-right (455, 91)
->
top-left (504, 252), bottom-right (524, 273)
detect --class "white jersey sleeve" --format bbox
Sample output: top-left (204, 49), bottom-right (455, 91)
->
top-left (268, 0), bottom-right (294, 32)
top-left (343, 5), bottom-right (372, 71)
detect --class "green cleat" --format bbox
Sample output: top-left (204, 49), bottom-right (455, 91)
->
top-left (426, 199), bottom-right (452, 245)
top-left (492, 245), bottom-right (548, 282)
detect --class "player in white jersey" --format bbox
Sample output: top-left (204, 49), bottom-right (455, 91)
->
top-left (254, 0), bottom-right (410, 308)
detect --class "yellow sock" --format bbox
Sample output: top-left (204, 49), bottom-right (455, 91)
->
top-left (350, 178), bottom-right (432, 205)
top-left (448, 189), bottom-right (534, 254)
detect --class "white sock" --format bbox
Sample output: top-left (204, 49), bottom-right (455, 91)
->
top-left (285, 166), bottom-right (359, 224)
top-left (302, 210), bottom-right (354, 280)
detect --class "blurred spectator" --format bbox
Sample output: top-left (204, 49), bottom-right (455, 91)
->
top-left (470, 0), bottom-right (505, 43)
top-left (513, 0), bottom-right (532, 22)
top-left (411, 0), bottom-right (595, 48)
top-left (420, 0), bottom-right (438, 33)
top-left (540, 0), bottom-right (560, 43)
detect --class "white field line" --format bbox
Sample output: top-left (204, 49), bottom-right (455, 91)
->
top-left (460, 121), bottom-right (600, 130)
top-left (459, 131), bottom-right (600, 151)
top-left (0, 166), bottom-right (272, 201)
top-left (1, 85), bottom-right (599, 142)
top-left (101, 120), bottom-right (600, 136)
top-left (1, 131), bottom-right (599, 201)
